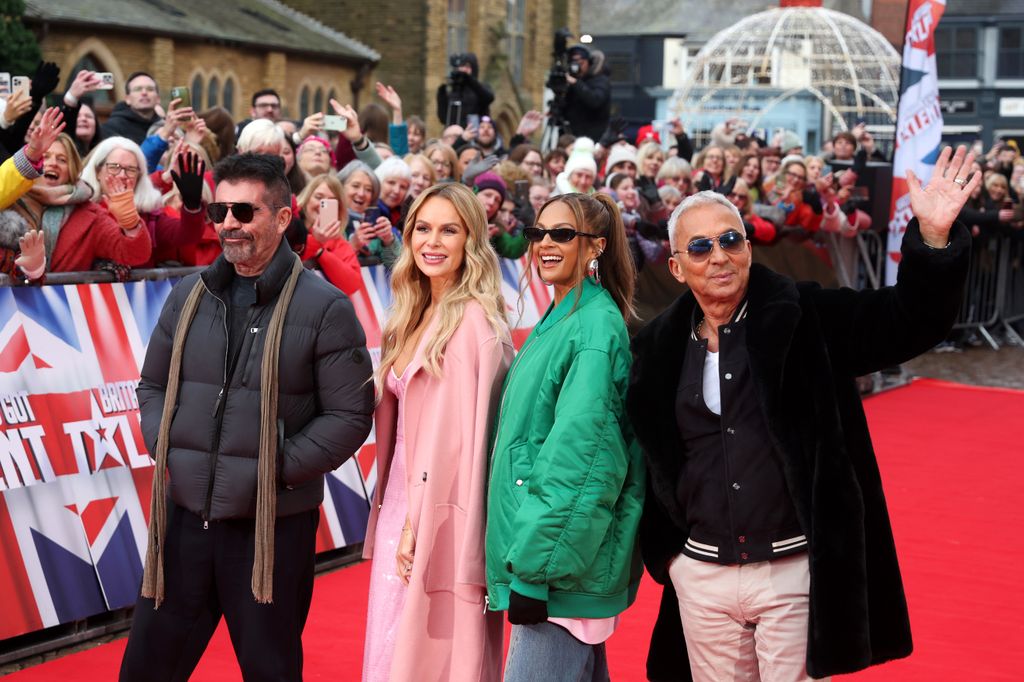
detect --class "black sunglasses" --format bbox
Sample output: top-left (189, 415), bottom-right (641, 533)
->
top-left (673, 229), bottom-right (746, 259)
top-left (207, 202), bottom-right (273, 224)
top-left (523, 225), bottom-right (600, 243)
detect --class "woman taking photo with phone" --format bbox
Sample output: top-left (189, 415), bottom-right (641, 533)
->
top-left (296, 173), bottom-right (361, 294)
top-left (362, 182), bottom-right (512, 682)
top-left (486, 192), bottom-right (645, 680)
top-left (339, 159), bottom-right (401, 268)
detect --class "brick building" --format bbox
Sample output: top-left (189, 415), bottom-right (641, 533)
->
top-left (283, 0), bottom-right (581, 139)
top-left (23, 0), bottom-right (378, 123)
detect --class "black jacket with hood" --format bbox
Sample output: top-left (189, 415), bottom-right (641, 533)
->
top-left (435, 53), bottom-right (494, 127)
top-left (137, 239), bottom-right (374, 521)
top-left (565, 56), bottom-right (612, 142)
top-left (100, 101), bottom-right (160, 145)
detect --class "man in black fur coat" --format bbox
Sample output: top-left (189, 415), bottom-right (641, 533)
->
top-left (627, 146), bottom-right (979, 681)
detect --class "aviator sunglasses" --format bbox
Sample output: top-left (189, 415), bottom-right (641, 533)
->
top-left (672, 229), bottom-right (747, 260)
top-left (207, 202), bottom-right (275, 224)
top-left (522, 225), bottom-right (600, 243)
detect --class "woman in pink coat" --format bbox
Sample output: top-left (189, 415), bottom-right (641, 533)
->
top-left (362, 181), bottom-right (512, 681)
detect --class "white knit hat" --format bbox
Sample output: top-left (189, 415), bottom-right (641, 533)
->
top-left (605, 144), bottom-right (638, 173)
top-left (564, 137), bottom-right (598, 177)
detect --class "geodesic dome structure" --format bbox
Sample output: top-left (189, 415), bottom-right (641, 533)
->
top-left (670, 6), bottom-right (900, 145)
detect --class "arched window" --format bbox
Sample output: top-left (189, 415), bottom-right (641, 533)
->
top-left (447, 0), bottom-right (468, 55)
top-left (507, 0), bottom-right (526, 84)
top-left (223, 77), bottom-right (235, 114)
top-left (299, 86), bottom-right (311, 119)
top-left (327, 88), bottom-right (338, 108)
top-left (207, 76), bottom-right (220, 109)
top-left (191, 74), bottom-right (204, 111)
top-left (313, 87), bottom-right (324, 114)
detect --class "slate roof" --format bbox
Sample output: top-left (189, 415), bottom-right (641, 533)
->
top-left (25, 0), bottom-right (379, 62)
top-left (580, 0), bottom-right (867, 41)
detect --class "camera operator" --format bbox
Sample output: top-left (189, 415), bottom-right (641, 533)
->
top-left (563, 45), bottom-right (611, 142)
top-left (436, 53), bottom-right (494, 128)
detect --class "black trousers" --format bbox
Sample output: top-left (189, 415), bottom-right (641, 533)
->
top-left (119, 503), bottom-right (319, 682)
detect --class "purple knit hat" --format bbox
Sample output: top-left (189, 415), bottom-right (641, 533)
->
top-left (473, 171), bottom-right (507, 202)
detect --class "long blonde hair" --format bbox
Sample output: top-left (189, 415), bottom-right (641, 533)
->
top-left (374, 182), bottom-right (508, 393)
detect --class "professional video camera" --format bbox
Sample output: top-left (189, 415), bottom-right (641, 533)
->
top-left (449, 53), bottom-right (471, 84)
top-left (544, 28), bottom-right (574, 133)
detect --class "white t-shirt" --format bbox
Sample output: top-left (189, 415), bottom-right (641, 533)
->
top-left (703, 350), bottom-right (721, 415)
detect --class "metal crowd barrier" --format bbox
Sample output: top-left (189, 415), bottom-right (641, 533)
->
top-left (949, 233), bottom-right (1024, 350)
top-left (0, 266), bottom-right (204, 287)
top-left (998, 236), bottom-right (1024, 347)
top-left (822, 230), bottom-right (886, 291)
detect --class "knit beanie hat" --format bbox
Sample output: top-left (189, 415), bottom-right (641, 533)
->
top-left (564, 137), bottom-right (598, 177)
top-left (605, 144), bottom-right (638, 173)
top-left (779, 130), bottom-right (803, 155)
top-left (473, 171), bottom-right (507, 202)
top-left (297, 135), bottom-right (336, 165)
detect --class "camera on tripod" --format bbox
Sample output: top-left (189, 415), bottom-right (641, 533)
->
top-left (449, 54), bottom-right (471, 84)
top-left (545, 28), bottom-right (575, 131)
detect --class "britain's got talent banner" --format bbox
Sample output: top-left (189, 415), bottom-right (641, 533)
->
top-left (886, 0), bottom-right (946, 285)
top-left (0, 259), bottom-right (550, 641)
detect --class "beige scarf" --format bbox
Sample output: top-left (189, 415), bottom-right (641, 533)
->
top-left (141, 254), bottom-right (303, 607)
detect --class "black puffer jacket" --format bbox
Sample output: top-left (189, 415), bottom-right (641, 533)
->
top-left (138, 239), bottom-right (374, 520)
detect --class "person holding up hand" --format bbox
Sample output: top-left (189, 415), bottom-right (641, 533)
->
top-left (630, 147), bottom-right (980, 682)
top-left (81, 137), bottom-right (205, 267)
top-left (329, 98), bottom-right (388, 170)
top-left (59, 69), bottom-right (106, 155)
top-left (297, 172), bottom-right (361, 294)
top-left (0, 107), bottom-right (66, 278)
top-left (1, 61), bottom-right (62, 162)
top-left (338, 159), bottom-right (401, 268)
top-left (140, 96), bottom-right (196, 172)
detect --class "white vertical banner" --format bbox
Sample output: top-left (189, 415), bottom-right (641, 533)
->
top-left (886, 0), bottom-right (947, 285)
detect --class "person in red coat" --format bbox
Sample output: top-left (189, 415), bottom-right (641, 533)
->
top-left (296, 173), bottom-right (362, 295)
top-left (81, 136), bottom-right (205, 267)
top-left (2, 132), bottom-right (151, 277)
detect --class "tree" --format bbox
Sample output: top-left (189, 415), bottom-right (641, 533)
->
top-left (0, 0), bottom-right (42, 75)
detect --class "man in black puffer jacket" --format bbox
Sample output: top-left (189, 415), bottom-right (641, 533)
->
top-left (120, 153), bottom-right (373, 682)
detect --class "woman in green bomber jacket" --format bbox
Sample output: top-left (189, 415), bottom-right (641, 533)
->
top-left (485, 192), bottom-right (646, 680)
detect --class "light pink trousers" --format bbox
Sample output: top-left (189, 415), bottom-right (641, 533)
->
top-left (669, 553), bottom-right (829, 682)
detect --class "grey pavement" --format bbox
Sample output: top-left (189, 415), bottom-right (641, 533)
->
top-left (903, 346), bottom-right (1024, 391)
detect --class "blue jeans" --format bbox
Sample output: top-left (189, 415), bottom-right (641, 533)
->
top-left (504, 622), bottom-right (610, 682)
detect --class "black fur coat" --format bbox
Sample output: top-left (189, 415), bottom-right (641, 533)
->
top-left (627, 219), bottom-right (970, 680)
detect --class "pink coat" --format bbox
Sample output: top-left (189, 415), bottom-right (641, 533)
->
top-left (363, 301), bottom-right (512, 682)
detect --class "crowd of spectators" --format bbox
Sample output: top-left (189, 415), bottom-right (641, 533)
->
top-left (1, 59), bottom-right (1021, 303)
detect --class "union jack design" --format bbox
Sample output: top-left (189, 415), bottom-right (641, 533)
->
top-left (0, 260), bottom-right (550, 640)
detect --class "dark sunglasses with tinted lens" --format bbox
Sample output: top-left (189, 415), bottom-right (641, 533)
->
top-left (674, 229), bottom-right (747, 259)
top-left (523, 226), bottom-right (600, 243)
top-left (207, 202), bottom-right (264, 223)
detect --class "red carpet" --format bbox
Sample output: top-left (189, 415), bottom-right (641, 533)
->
top-left (7, 379), bottom-right (1021, 680)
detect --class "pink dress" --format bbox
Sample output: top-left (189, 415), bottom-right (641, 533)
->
top-left (362, 367), bottom-right (411, 682)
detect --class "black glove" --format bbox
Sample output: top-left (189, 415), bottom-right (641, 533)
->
top-left (598, 117), bottom-right (629, 148)
top-left (170, 150), bottom-right (206, 212)
top-left (507, 590), bottom-right (548, 625)
top-left (30, 61), bottom-right (61, 100)
top-left (638, 179), bottom-right (661, 207)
